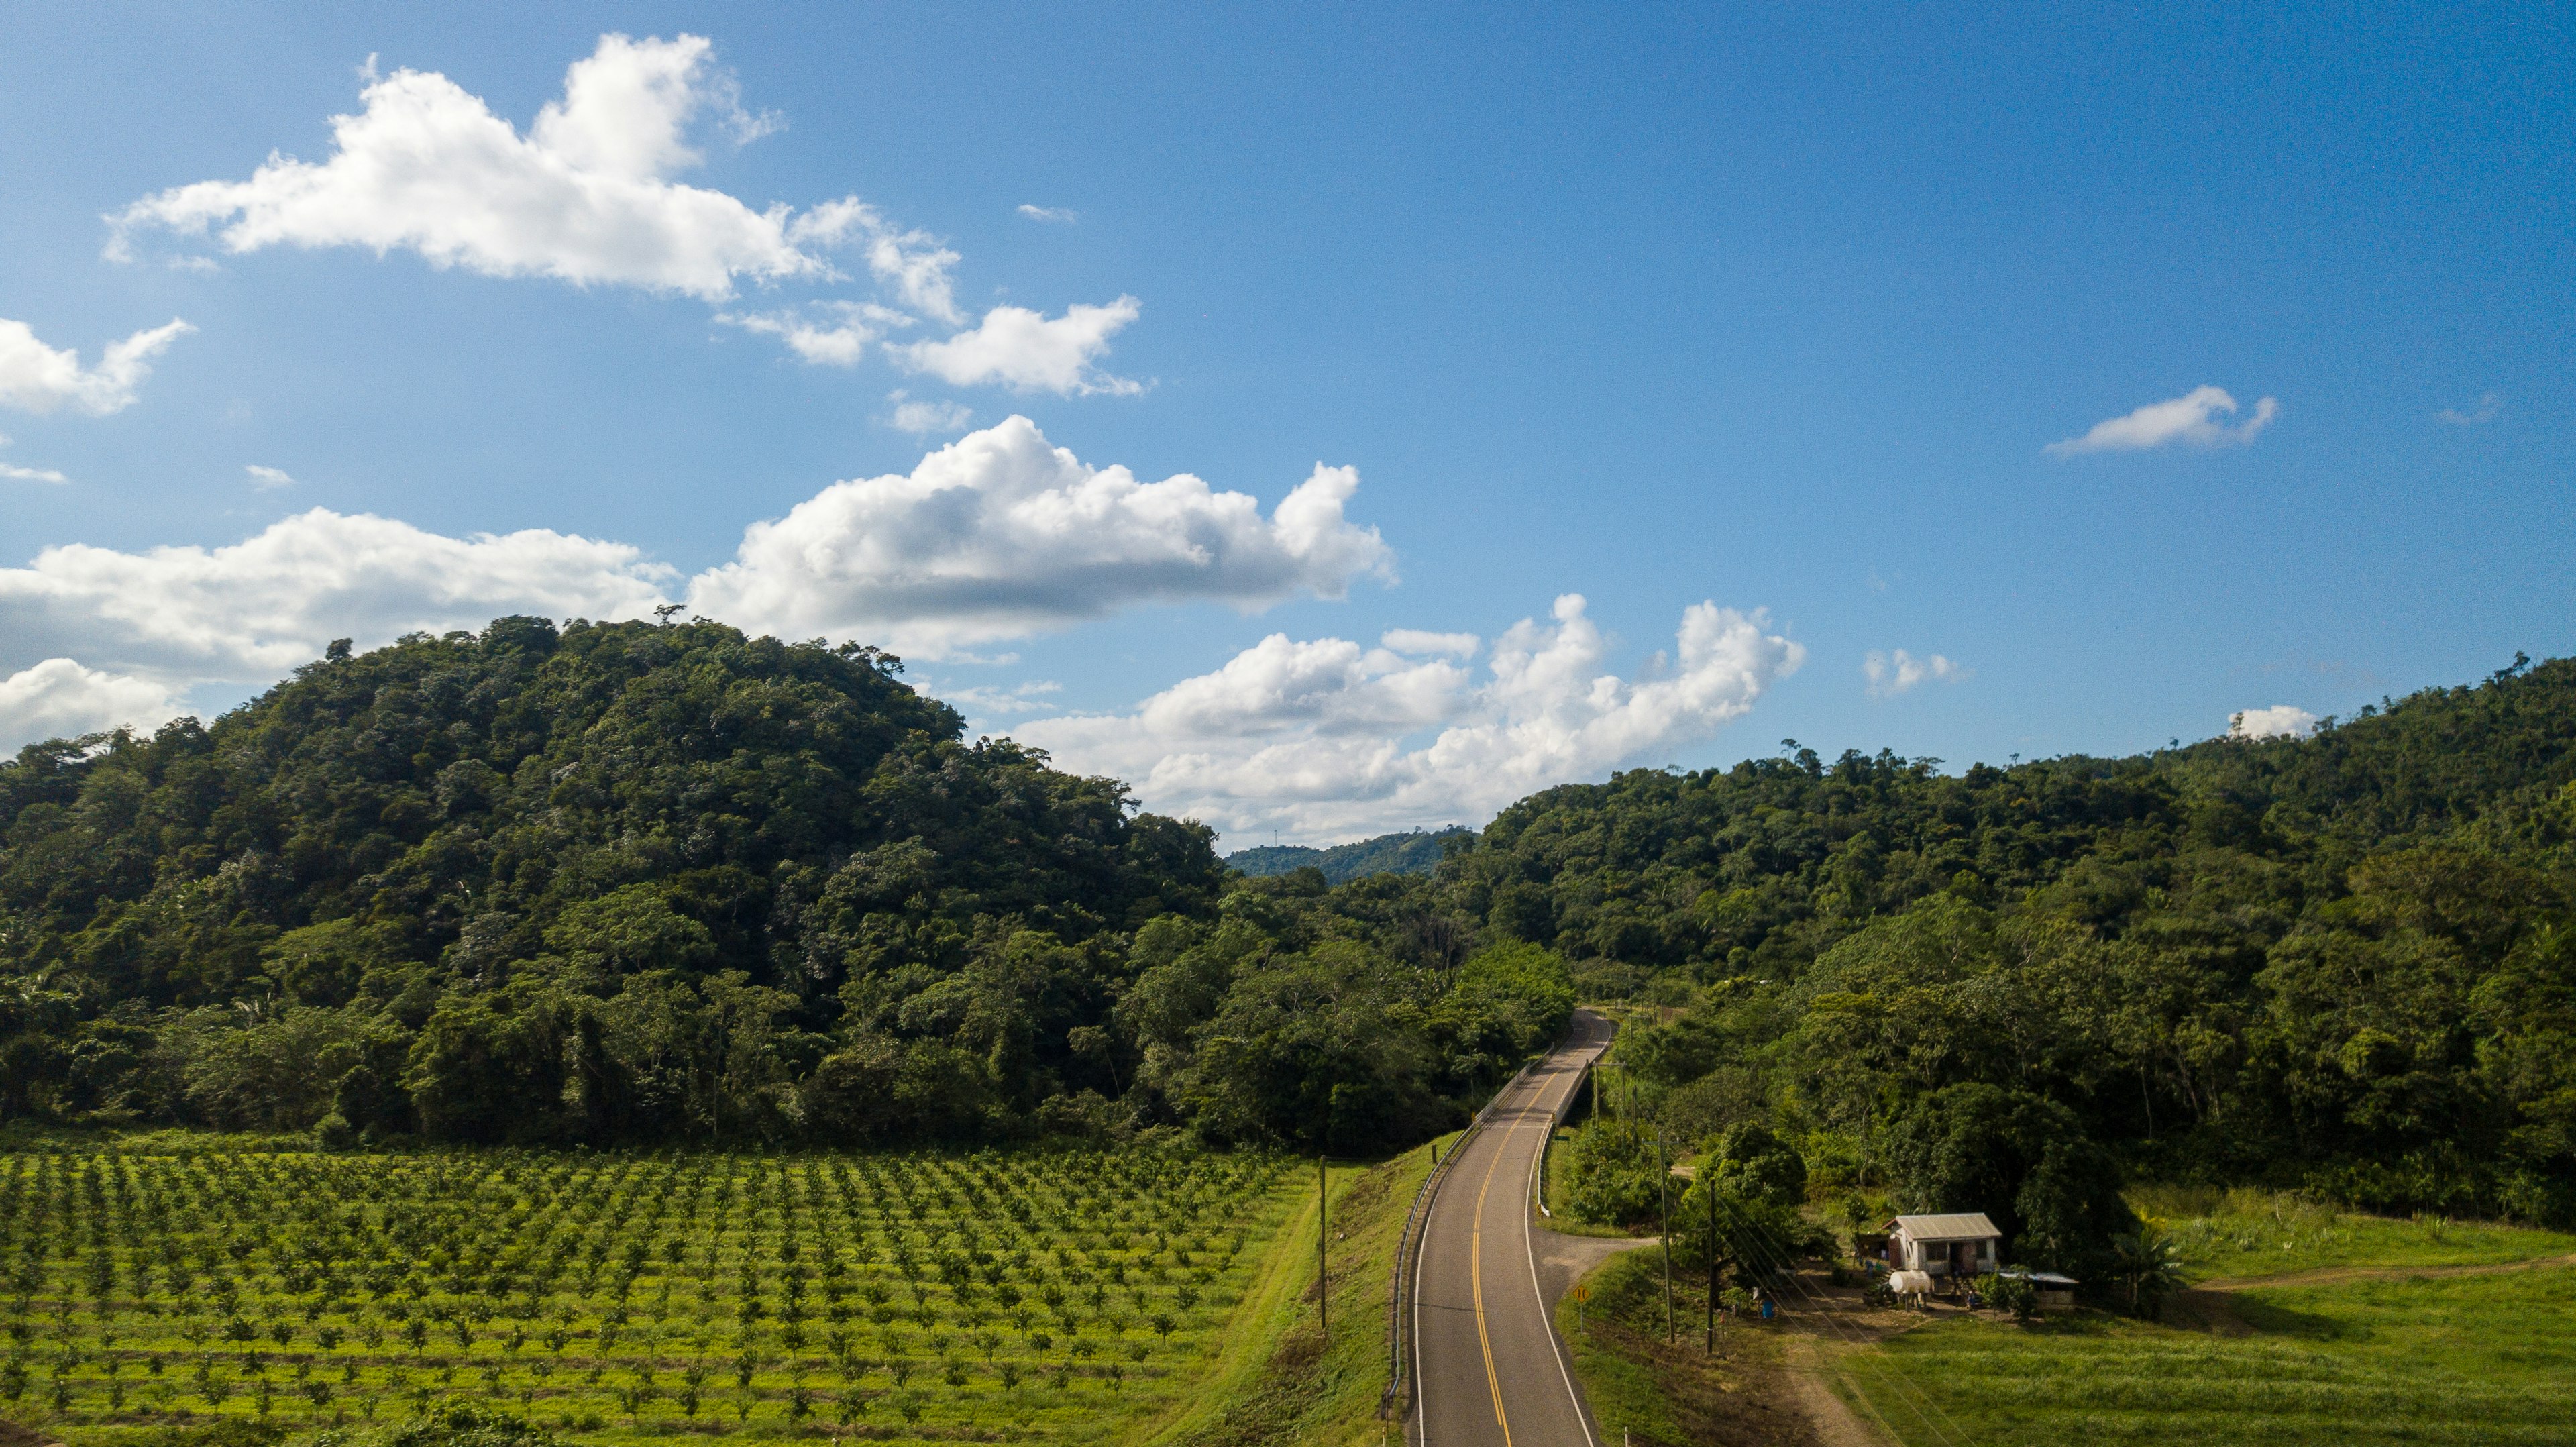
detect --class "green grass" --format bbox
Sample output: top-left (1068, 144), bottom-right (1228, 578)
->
top-left (1556, 1246), bottom-right (1805, 1447)
top-left (2129, 1184), bottom-right (2576, 1281)
top-left (1857, 1266), bottom-right (2576, 1445)
top-left (1162, 1132), bottom-right (1456, 1447)
top-left (1839, 1191), bottom-right (2576, 1446)
top-left (0, 1142), bottom-right (1307, 1446)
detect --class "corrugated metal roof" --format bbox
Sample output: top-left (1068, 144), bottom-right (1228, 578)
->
top-left (1887, 1212), bottom-right (2000, 1240)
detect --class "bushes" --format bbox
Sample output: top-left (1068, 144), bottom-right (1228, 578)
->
top-left (1564, 1120), bottom-right (1670, 1229)
top-left (378, 1406), bottom-right (563, 1447)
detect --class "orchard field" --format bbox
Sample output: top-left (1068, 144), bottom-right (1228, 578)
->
top-left (0, 1144), bottom-right (1303, 1444)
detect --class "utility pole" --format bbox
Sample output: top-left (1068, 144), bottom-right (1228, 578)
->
top-left (1652, 1132), bottom-right (1676, 1344)
top-left (1706, 1175), bottom-right (1720, 1354)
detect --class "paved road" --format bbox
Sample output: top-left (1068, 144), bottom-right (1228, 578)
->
top-left (1411, 1009), bottom-right (1618, 1447)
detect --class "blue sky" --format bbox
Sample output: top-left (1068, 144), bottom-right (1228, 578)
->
top-left (1, 3), bottom-right (2567, 844)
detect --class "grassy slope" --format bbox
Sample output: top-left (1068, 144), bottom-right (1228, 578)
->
top-left (2135, 1184), bottom-right (2576, 1281)
top-left (1841, 1191), bottom-right (2576, 1447)
top-left (1161, 1134), bottom-right (1456, 1447)
top-left (1554, 1249), bottom-right (1817, 1447)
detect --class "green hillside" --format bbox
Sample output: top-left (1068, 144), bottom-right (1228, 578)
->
top-left (0, 619), bottom-right (1568, 1154)
top-left (1539, 653), bottom-right (2576, 1273)
top-left (1224, 826), bottom-right (1471, 882)
top-left (7, 623), bottom-right (2574, 1265)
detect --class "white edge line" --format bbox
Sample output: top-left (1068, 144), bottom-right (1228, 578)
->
top-left (1524, 1040), bottom-right (1601, 1447)
top-left (1412, 1123), bottom-right (1434, 1447)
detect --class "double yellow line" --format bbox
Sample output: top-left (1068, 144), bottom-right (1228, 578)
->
top-left (1467, 1083), bottom-right (1522, 1446)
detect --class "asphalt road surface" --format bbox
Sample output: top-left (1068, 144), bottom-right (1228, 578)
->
top-left (1411, 1008), bottom-right (1618, 1447)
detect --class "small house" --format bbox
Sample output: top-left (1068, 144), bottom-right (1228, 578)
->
top-left (1885, 1213), bottom-right (2000, 1278)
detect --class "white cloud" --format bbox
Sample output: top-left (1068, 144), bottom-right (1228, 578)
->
top-left (2437, 392), bottom-right (2501, 426)
top-left (1018, 205), bottom-right (1078, 224)
top-left (245, 464), bottom-right (295, 490)
top-left (2229, 704), bottom-right (2318, 740)
top-left (0, 317), bottom-right (194, 415)
top-left (0, 508), bottom-right (672, 682)
top-left (7, 423), bottom-right (1391, 737)
top-left (1016, 595), bottom-right (1803, 841)
top-left (107, 36), bottom-right (1150, 386)
top-left (0, 659), bottom-right (188, 753)
top-left (894, 297), bottom-right (1143, 396)
top-left (687, 415), bottom-right (1390, 657)
top-left (884, 391), bottom-right (973, 435)
top-left (716, 301), bottom-right (911, 366)
top-left (1381, 629), bottom-right (1480, 657)
top-left (1864, 647), bottom-right (1964, 698)
top-left (0, 434), bottom-right (68, 485)
top-left (932, 679), bottom-right (1064, 722)
top-left (109, 34), bottom-right (836, 302)
top-left (863, 227), bottom-right (963, 325)
top-left (2047, 385), bottom-right (2278, 456)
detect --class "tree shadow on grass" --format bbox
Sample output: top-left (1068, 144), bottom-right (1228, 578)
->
top-left (2226, 1296), bottom-right (2357, 1343)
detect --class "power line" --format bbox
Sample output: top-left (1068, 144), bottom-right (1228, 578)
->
top-left (1713, 1203), bottom-right (1980, 1447)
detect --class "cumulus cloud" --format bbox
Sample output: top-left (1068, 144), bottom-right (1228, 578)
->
top-left (245, 464), bottom-right (295, 490)
top-left (0, 508), bottom-right (672, 682)
top-left (1, 435), bottom-right (69, 485)
top-left (883, 391), bottom-right (973, 435)
top-left (894, 297), bottom-right (1143, 396)
top-left (688, 415), bottom-right (1389, 657)
top-left (109, 34), bottom-right (834, 301)
top-left (932, 679), bottom-right (1063, 722)
top-left (1018, 205), bottom-right (1078, 224)
top-left (107, 36), bottom-right (1148, 387)
top-left (1017, 596), bottom-right (1803, 841)
top-left (2437, 392), bottom-right (2502, 426)
top-left (1864, 648), bottom-right (1964, 698)
top-left (0, 316), bottom-right (194, 415)
top-left (2047, 385), bottom-right (2278, 456)
top-left (717, 301), bottom-right (912, 366)
top-left (0, 660), bottom-right (188, 753)
top-left (1381, 629), bottom-right (1479, 658)
top-left (2229, 704), bottom-right (2318, 740)
top-left (7, 423), bottom-right (1391, 741)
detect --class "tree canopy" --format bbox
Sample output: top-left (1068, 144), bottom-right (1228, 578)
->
top-left (0, 619), bottom-right (1564, 1151)
top-left (7, 621), bottom-right (2573, 1260)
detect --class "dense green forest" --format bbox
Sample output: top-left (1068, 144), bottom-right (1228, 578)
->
top-left (6, 619), bottom-right (2574, 1276)
top-left (1222, 826), bottom-right (1470, 883)
top-left (0, 619), bottom-right (1568, 1154)
top-left (1546, 653), bottom-right (2576, 1275)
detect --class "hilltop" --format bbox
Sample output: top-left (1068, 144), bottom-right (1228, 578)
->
top-left (1224, 826), bottom-right (1472, 883)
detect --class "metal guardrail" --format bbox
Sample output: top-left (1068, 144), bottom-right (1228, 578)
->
top-left (1377, 1053), bottom-right (1544, 1422)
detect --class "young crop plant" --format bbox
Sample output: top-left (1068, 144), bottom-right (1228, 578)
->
top-left (0, 1144), bottom-right (1295, 1444)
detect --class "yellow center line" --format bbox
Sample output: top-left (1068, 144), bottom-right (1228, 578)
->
top-left (1470, 1081), bottom-right (1519, 1445)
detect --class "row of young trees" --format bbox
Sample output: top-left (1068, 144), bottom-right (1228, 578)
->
top-left (1, 1145), bottom-right (1289, 1432)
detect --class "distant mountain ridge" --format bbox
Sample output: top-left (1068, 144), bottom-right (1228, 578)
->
top-left (1226, 826), bottom-right (1474, 882)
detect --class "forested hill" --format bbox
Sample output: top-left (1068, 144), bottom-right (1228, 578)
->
top-left (1225, 826), bottom-right (1470, 882)
top-left (1534, 653), bottom-right (2576, 1263)
top-left (7, 623), bottom-right (2574, 1254)
top-left (0, 619), bottom-right (1572, 1152)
